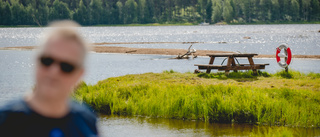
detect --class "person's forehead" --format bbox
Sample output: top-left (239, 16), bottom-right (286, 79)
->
top-left (42, 37), bottom-right (83, 63)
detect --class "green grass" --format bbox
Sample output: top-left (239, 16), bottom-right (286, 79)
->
top-left (73, 70), bottom-right (320, 128)
top-left (274, 70), bottom-right (320, 79)
top-left (197, 70), bottom-right (271, 79)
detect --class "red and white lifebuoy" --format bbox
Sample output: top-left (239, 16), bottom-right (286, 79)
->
top-left (276, 44), bottom-right (292, 68)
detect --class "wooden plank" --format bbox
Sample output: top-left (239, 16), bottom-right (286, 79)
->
top-left (239, 64), bottom-right (269, 66)
top-left (218, 66), bottom-right (266, 71)
top-left (194, 64), bottom-right (223, 66)
top-left (206, 53), bottom-right (233, 57)
top-left (206, 53), bottom-right (258, 57)
top-left (233, 54), bottom-right (258, 57)
top-left (195, 64), bottom-right (268, 67)
top-left (198, 66), bottom-right (223, 69)
top-left (196, 64), bottom-right (267, 70)
top-left (195, 64), bottom-right (224, 70)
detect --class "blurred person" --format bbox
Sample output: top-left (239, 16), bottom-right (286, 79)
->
top-left (0, 20), bottom-right (98, 137)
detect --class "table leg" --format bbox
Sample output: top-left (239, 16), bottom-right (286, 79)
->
top-left (225, 56), bottom-right (233, 75)
top-left (206, 57), bottom-right (215, 73)
top-left (232, 57), bottom-right (238, 72)
top-left (248, 57), bottom-right (257, 75)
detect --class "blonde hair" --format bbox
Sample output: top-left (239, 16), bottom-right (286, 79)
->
top-left (39, 20), bottom-right (89, 63)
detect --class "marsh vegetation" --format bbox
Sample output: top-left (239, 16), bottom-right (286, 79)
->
top-left (74, 70), bottom-right (320, 128)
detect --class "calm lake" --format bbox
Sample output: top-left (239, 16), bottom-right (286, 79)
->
top-left (1, 24), bottom-right (320, 55)
top-left (0, 25), bottom-right (320, 136)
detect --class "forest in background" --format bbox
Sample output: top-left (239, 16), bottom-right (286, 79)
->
top-left (0, 0), bottom-right (319, 26)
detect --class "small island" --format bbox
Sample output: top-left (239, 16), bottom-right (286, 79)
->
top-left (73, 70), bottom-right (320, 136)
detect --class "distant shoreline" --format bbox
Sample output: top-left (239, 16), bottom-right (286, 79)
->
top-left (0, 22), bottom-right (320, 28)
top-left (1, 45), bottom-right (319, 59)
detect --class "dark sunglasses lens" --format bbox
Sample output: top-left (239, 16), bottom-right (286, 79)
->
top-left (60, 62), bottom-right (75, 73)
top-left (40, 57), bottom-right (54, 66)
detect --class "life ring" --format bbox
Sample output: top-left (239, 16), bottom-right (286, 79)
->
top-left (276, 44), bottom-right (292, 68)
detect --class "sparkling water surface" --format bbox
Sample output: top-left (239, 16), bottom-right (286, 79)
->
top-left (1, 24), bottom-right (319, 55)
top-left (1, 25), bottom-right (320, 137)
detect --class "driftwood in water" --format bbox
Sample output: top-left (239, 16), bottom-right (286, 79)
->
top-left (125, 50), bottom-right (137, 53)
top-left (172, 55), bottom-right (197, 59)
top-left (173, 44), bottom-right (197, 59)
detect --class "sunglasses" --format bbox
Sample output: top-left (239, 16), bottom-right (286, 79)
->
top-left (39, 56), bottom-right (78, 74)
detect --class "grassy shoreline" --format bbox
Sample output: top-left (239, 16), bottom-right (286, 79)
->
top-left (74, 70), bottom-right (320, 128)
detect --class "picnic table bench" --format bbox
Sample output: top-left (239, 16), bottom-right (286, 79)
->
top-left (194, 53), bottom-right (269, 74)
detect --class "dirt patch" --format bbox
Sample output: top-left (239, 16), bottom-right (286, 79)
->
top-left (93, 42), bottom-right (204, 45)
top-left (92, 46), bottom-right (233, 55)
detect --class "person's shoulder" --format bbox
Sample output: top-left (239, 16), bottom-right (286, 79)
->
top-left (0, 98), bottom-right (31, 125)
top-left (69, 100), bottom-right (97, 122)
top-left (0, 98), bottom-right (31, 114)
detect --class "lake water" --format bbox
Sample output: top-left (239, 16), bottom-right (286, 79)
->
top-left (0, 24), bottom-right (320, 55)
top-left (99, 115), bottom-right (320, 137)
top-left (1, 25), bottom-right (320, 136)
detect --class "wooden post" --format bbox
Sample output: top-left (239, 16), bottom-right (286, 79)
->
top-left (206, 57), bottom-right (215, 73)
top-left (285, 54), bottom-right (288, 73)
top-left (225, 56), bottom-right (233, 75)
top-left (231, 57), bottom-right (238, 72)
top-left (285, 67), bottom-right (288, 72)
top-left (248, 56), bottom-right (257, 75)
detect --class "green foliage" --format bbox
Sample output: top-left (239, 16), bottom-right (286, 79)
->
top-left (1, 0), bottom-right (320, 26)
top-left (290, 0), bottom-right (300, 21)
top-left (74, 71), bottom-right (320, 127)
top-left (1, 1), bottom-right (12, 25)
top-left (49, 0), bottom-right (71, 21)
top-left (307, 72), bottom-right (320, 79)
top-left (197, 72), bottom-right (226, 79)
top-left (163, 69), bottom-right (176, 73)
top-left (311, 0), bottom-right (320, 21)
top-left (197, 70), bottom-right (271, 79)
top-left (212, 0), bottom-right (223, 23)
top-left (124, 0), bottom-right (138, 24)
top-left (205, 0), bottom-right (212, 23)
top-left (10, 0), bottom-right (23, 25)
top-left (274, 70), bottom-right (320, 79)
top-left (275, 70), bottom-right (294, 79)
top-left (89, 0), bottom-right (103, 25)
top-left (73, 0), bottom-right (88, 25)
top-left (222, 0), bottom-right (233, 23)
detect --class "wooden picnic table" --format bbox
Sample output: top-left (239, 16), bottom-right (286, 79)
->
top-left (195, 53), bottom-right (269, 74)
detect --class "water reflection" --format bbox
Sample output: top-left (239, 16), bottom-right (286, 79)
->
top-left (99, 115), bottom-right (320, 137)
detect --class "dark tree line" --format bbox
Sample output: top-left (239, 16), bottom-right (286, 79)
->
top-left (0, 0), bottom-right (320, 26)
